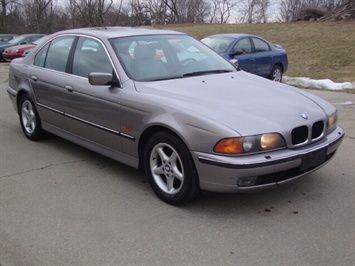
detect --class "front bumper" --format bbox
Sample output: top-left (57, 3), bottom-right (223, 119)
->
top-left (2, 53), bottom-right (20, 61)
top-left (193, 126), bottom-right (344, 193)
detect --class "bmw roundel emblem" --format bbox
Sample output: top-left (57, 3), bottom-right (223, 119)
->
top-left (299, 113), bottom-right (308, 119)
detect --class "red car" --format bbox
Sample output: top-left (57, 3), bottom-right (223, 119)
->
top-left (2, 37), bottom-right (45, 61)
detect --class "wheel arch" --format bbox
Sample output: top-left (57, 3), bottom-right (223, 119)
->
top-left (16, 89), bottom-right (33, 113)
top-left (273, 62), bottom-right (284, 73)
top-left (269, 63), bottom-right (284, 82)
top-left (139, 126), bottom-right (201, 205)
top-left (13, 76), bottom-right (34, 113)
top-left (138, 125), bottom-right (189, 171)
top-left (17, 91), bottom-right (47, 141)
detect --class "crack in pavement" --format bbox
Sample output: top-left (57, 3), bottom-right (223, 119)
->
top-left (0, 159), bottom-right (88, 179)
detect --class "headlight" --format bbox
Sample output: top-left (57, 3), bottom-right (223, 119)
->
top-left (214, 133), bottom-right (285, 154)
top-left (11, 49), bottom-right (19, 53)
top-left (326, 112), bottom-right (337, 133)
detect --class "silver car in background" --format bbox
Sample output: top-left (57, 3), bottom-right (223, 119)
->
top-left (7, 27), bottom-right (344, 205)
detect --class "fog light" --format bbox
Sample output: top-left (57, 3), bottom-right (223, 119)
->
top-left (237, 176), bottom-right (257, 187)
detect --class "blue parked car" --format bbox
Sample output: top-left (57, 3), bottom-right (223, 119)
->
top-left (201, 34), bottom-right (288, 82)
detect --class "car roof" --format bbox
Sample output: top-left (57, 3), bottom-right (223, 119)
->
top-left (53, 27), bottom-right (184, 39)
top-left (206, 33), bottom-right (257, 39)
top-left (17, 34), bottom-right (45, 36)
top-left (15, 34), bottom-right (45, 39)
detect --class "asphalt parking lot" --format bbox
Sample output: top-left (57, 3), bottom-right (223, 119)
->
top-left (0, 62), bottom-right (354, 265)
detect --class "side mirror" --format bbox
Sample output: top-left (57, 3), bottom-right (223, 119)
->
top-left (229, 59), bottom-right (239, 69)
top-left (89, 72), bottom-right (115, 86)
top-left (230, 49), bottom-right (243, 56)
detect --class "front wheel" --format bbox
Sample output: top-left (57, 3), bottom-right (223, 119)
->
top-left (19, 95), bottom-right (46, 141)
top-left (143, 132), bottom-right (200, 205)
top-left (269, 65), bottom-right (283, 82)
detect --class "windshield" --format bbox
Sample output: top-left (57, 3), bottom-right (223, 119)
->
top-left (200, 36), bottom-right (235, 53)
top-left (110, 34), bottom-right (236, 81)
top-left (8, 36), bottom-right (25, 44)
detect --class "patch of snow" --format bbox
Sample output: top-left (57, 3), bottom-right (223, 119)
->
top-left (331, 101), bottom-right (353, 106)
top-left (283, 76), bottom-right (355, 90)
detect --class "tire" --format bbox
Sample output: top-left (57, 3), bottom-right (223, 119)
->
top-left (19, 95), bottom-right (46, 141)
top-left (269, 65), bottom-right (283, 82)
top-left (143, 132), bottom-right (200, 205)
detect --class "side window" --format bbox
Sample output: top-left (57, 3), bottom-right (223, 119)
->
top-left (28, 36), bottom-right (39, 43)
top-left (34, 43), bottom-right (50, 67)
top-left (232, 38), bottom-right (252, 54)
top-left (72, 37), bottom-right (113, 78)
top-left (22, 37), bottom-right (30, 44)
top-left (44, 36), bottom-right (75, 72)
top-left (22, 36), bottom-right (37, 44)
top-left (20, 38), bottom-right (28, 44)
top-left (252, 38), bottom-right (270, 53)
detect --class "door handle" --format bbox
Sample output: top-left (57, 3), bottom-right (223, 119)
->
top-left (65, 85), bottom-right (74, 92)
top-left (31, 75), bottom-right (38, 82)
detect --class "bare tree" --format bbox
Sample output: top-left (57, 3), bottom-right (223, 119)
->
top-left (161, 0), bottom-right (180, 23)
top-left (238, 0), bottom-right (270, 23)
top-left (247, 0), bottom-right (258, 23)
top-left (186, 0), bottom-right (210, 23)
top-left (110, 0), bottom-right (125, 25)
top-left (19, 0), bottom-right (55, 33)
top-left (209, 0), bottom-right (238, 23)
top-left (127, 0), bottom-right (210, 24)
top-left (128, 0), bottom-right (151, 25)
top-left (196, 0), bottom-right (211, 23)
top-left (1, 0), bottom-right (19, 32)
top-left (141, 0), bottom-right (168, 25)
top-left (278, 0), bottom-right (302, 22)
top-left (64, 0), bottom-right (78, 28)
top-left (257, 0), bottom-right (270, 23)
top-left (74, 0), bottom-right (113, 27)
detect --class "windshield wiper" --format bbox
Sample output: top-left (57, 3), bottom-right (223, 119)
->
top-left (182, 69), bottom-right (233, 77)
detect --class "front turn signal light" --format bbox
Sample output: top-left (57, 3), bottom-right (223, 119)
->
top-left (214, 138), bottom-right (243, 154)
top-left (326, 112), bottom-right (337, 132)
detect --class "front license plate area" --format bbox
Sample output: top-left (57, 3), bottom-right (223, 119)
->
top-left (301, 147), bottom-right (327, 172)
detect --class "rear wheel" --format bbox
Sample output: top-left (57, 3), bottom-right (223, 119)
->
top-left (269, 65), bottom-right (283, 82)
top-left (19, 95), bottom-right (46, 140)
top-left (144, 132), bottom-right (200, 205)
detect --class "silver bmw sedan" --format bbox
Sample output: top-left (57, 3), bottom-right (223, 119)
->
top-left (7, 27), bottom-right (344, 205)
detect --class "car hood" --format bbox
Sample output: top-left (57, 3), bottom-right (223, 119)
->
top-left (134, 71), bottom-right (329, 136)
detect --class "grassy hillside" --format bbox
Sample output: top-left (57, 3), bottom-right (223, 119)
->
top-left (157, 21), bottom-right (355, 83)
